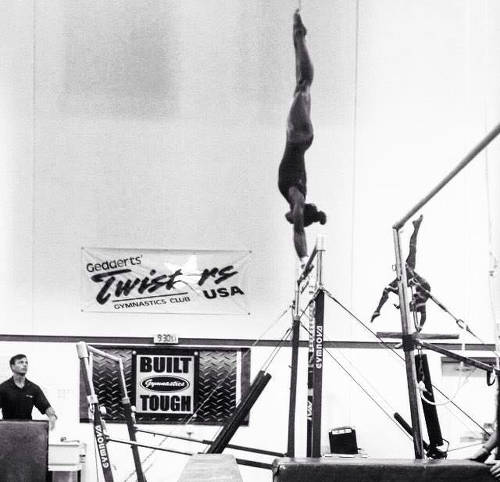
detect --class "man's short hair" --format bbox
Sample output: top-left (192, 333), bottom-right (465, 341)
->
top-left (9, 354), bottom-right (27, 367)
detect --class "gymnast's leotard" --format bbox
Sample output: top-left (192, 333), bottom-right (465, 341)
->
top-left (278, 136), bottom-right (313, 203)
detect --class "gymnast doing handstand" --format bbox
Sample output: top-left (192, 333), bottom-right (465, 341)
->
top-left (371, 214), bottom-right (431, 330)
top-left (278, 10), bottom-right (326, 268)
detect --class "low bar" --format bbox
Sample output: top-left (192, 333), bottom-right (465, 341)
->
top-left (135, 428), bottom-right (284, 457)
top-left (418, 341), bottom-right (499, 373)
top-left (297, 246), bottom-right (318, 286)
top-left (107, 438), bottom-right (272, 470)
top-left (377, 332), bottom-right (459, 340)
top-left (87, 345), bottom-right (122, 363)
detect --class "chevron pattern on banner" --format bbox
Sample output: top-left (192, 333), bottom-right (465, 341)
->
top-left (79, 346), bottom-right (251, 425)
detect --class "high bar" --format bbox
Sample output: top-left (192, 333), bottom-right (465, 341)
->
top-left (393, 121), bottom-right (500, 230)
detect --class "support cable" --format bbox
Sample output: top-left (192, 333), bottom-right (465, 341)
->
top-left (299, 322), bottom-right (413, 442)
top-left (409, 277), bottom-right (500, 360)
top-left (323, 288), bottom-right (489, 436)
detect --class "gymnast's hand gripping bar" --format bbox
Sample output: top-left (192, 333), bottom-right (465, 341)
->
top-left (296, 235), bottom-right (325, 286)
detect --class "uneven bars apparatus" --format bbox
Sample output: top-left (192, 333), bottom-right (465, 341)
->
top-left (392, 122), bottom-right (500, 459)
top-left (287, 235), bottom-right (326, 457)
top-left (77, 342), bottom-right (147, 482)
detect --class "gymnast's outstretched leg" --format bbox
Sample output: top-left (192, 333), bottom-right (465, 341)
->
top-left (406, 214), bottom-right (423, 271)
top-left (287, 10), bottom-right (314, 144)
top-left (406, 215), bottom-right (431, 330)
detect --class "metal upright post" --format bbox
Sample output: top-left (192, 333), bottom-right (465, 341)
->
top-left (76, 342), bottom-right (115, 482)
top-left (294, 242), bottom-right (320, 457)
top-left (287, 282), bottom-right (301, 456)
top-left (306, 291), bottom-right (315, 456)
top-left (310, 236), bottom-right (325, 457)
top-left (310, 289), bottom-right (325, 457)
top-left (392, 229), bottom-right (424, 459)
top-left (85, 345), bottom-right (147, 481)
top-left (497, 373), bottom-right (500, 460)
top-left (116, 360), bottom-right (147, 482)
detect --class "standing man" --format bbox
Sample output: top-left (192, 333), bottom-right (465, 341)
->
top-left (278, 10), bottom-right (327, 268)
top-left (0, 354), bottom-right (57, 430)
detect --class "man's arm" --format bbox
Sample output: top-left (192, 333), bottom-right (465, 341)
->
top-left (34, 385), bottom-right (56, 430)
top-left (45, 406), bottom-right (57, 431)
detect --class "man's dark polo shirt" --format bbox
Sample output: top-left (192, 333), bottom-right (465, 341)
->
top-left (0, 377), bottom-right (51, 419)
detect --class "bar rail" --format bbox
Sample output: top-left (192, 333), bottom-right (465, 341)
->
top-left (393, 121), bottom-right (500, 230)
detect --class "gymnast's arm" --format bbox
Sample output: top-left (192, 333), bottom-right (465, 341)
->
top-left (371, 280), bottom-right (398, 322)
top-left (289, 187), bottom-right (307, 263)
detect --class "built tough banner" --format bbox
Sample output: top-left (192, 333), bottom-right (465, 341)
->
top-left (133, 349), bottom-right (199, 418)
top-left (79, 345), bottom-right (250, 425)
top-left (81, 247), bottom-right (251, 314)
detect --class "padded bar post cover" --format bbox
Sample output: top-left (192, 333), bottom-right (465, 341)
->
top-left (311, 289), bottom-right (325, 457)
top-left (415, 353), bottom-right (444, 448)
top-left (497, 372), bottom-right (500, 460)
top-left (0, 420), bottom-right (48, 482)
top-left (287, 316), bottom-right (301, 456)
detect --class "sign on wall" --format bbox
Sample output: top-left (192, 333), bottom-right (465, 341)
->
top-left (81, 248), bottom-right (251, 314)
top-left (133, 349), bottom-right (198, 416)
top-left (79, 346), bottom-right (250, 425)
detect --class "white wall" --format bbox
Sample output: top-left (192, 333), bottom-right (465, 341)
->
top-left (2, 0), bottom-right (497, 341)
top-left (2, 1), bottom-right (500, 481)
top-left (0, 1), bottom-right (34, 328)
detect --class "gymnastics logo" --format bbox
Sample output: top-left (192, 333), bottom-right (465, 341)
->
top-left (141, 376), bottom-right (190, 393)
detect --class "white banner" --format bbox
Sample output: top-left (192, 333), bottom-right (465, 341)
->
top-left (81, 248), bottom-right (251, 314)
